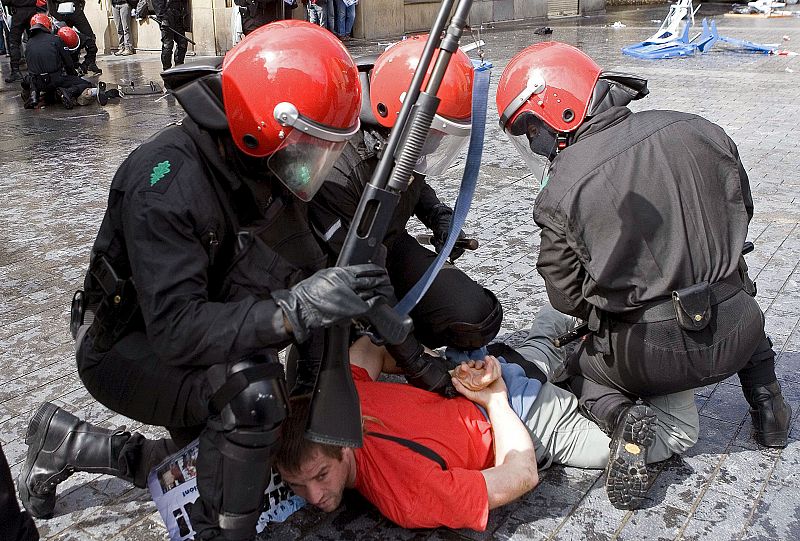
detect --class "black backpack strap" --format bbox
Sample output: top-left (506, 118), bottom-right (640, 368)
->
top-left (365, 431), bottom-right (448, 471)
top-left (486, 342), bottom-right (547, 385)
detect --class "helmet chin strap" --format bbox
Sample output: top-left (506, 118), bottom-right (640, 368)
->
top-left (556, 133), bottom-right (569, 153)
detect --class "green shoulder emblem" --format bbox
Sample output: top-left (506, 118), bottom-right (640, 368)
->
top-left (150, 160), bottom-right (172, 186)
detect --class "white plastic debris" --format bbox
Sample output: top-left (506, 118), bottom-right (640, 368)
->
top-left (612, 21), bottom-right (627, 28)
top-left (786, 67), bottom-right (795, 72)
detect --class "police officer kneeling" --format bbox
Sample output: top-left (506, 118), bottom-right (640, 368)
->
top-left (496, 42), bottom-right (791, 510)
top-left (18, 21), bottom-right (391, 541)
top-left (22, 14), bottom-right (90, 109)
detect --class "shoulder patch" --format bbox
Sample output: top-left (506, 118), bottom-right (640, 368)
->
top-left (150, 160), bottom-right (172, 186)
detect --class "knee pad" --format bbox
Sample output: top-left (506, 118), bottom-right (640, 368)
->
top-left (206, 353), bottom-right (289, 444)
top-left (441, 288), bottom-right (503, 350)
top-left (201, 354), bottom-right (289, 539)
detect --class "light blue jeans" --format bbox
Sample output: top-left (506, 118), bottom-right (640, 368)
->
top-left (335, 0), bottom-right (355, 36)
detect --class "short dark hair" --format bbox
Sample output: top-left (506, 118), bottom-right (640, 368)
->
top-left (276, 394), bottom-right (343, 474)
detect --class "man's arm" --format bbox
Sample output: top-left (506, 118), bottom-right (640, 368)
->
top-left (348, 336), bottom-right (398, 380)
top-left (535, 217), bottom-right (592, 320)
top-left (452, 356), bottom-right (539, 509)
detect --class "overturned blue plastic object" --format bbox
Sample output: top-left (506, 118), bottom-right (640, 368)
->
top-left (622, 20), bottom-right (697, 59)
top-left (694, 18), bottom-right (719, 53)
top-left (717, 34), bottom-right (776, 54)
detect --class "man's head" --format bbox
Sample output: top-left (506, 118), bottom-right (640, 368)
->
top-left (496, 42), bottom-right (649, 183)
top-left (29, 13), bottom-right (53, 34)
top-left (275, 394), bottom-right (354, 512)
top-left (56, 26), bottom-right (80, 51)
top-left (367, 35), bottom-right (473, 176)
top-left (496, 42), bottom-right (601, 181)
top-left (164, 20), bottom-right (361, 201)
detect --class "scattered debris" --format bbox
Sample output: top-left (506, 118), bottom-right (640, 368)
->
top-left (786, 67), bottom-right (795, 72)
top-left (623, 0), bottom-right (782, 59)
top-left (727, 0), bottom-right (793, 16)
top-left (611, 21), bottom-right (627, 28)
top-left (533, 26), bottom-right (553, 35)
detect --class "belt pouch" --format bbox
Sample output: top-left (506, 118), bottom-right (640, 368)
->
top-left (672, 281), bottom-right (711, 331)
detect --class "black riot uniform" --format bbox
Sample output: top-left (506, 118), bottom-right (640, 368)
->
top-left (23, 27), bottom-right (91, 108)
top-left (153, 0), bottom-right (189, 70)
top-left (17, 57), bottom-right (391, 540)
top-left (3, 0), bottom-right (37, 82)
top-left (234, 0), bottom-right (282, 35)
top-left (308, 128), bottom-right (503, 395)
top-left (48, 0), bottom-right (100, 73)
top-left (534, 105), bottom-right (790, 444)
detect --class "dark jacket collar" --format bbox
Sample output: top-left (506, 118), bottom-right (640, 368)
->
top-left (572, 106), bottom-right (633, 144)
top-left (178, 116), bottom-right (244, 193)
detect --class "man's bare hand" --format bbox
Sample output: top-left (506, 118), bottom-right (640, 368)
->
top-left (452, 357), bottom-right (502, 391)
top-left (451, 355), bottom-right (508, 409)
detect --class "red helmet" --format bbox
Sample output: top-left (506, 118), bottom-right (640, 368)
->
top-left (496, 42), bottom-right (601, 178)
top-left (221, 20), bottom-right (361, 201)
top-left (57, 26), bottom-right (80, 51)
top-left (29, 13), bottom-right (52, 33)
top-left (369, 35), bottom-right (473, 176)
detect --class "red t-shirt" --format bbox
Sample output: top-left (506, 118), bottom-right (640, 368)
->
top-left (351, 365), bottom-right (494, 531)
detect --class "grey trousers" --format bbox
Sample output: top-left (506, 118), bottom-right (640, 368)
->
top-left (516, 307), bottom-right (700, 469)
top-left (112, 3), bottom-right (133, 49)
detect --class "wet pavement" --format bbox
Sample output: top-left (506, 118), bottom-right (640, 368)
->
top-left (1, 3), bottom-right (800, 540)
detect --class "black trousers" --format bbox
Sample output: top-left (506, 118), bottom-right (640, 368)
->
top-left (8, 6), bottom-right (36, 71)
top-left (0, 443), bottom-right (39, 541)
top-left (567, 290), bottom-right (777, 424)
top-left (240, 1), bottom-right (281, 35)
top-left (53, 11), bottom-right (98, 65)
top-left (77, 329), bottom-right (280, 538)
top-left (386, 231), bottom-right (499, 349)
top-left (160, 8), bottom-right (189, 70)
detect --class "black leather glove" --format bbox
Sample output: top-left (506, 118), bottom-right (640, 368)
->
top-left (428, 204), bottom-right (466, 262)
top-left (415, 184), bottom-right (466, 262)
top-left (272, 264), bottom-right (394, 343)
top-left (403, 351), bottom-right (458, 398)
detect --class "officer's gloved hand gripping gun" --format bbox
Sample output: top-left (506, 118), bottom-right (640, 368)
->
top-left (306, 0), bottom-right (478, 448)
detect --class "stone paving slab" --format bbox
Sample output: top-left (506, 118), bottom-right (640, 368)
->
top-left (1, 2), bottom-right (799, 539)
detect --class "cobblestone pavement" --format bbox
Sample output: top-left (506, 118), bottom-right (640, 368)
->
top-left (1, 3), bottom-right (799, 540)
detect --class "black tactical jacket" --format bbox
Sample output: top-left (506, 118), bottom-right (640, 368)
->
top-left (84, 118), bottom-right (326, 366)
top-left (25, 31), bottom-right (75, 75)
top-left (533, 106), bottom-right (753, 319)
top-left (309, 130), bottom-right (443, 262)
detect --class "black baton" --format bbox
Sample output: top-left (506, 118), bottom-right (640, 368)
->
top-left (416, 234), bottom-right (479, 251)
top-left (551, 322), bottom-right (590, 348)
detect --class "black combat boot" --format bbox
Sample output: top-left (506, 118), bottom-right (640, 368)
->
top-left (743, 381), bottom-right (792, 448)
top-left (55, 88), bottom-right (74, 110)
top-left (605, 404), bottom-right (656, 510)
top-left (5, 70), bottom-right (23, 83)
top-left (18, 402), bottom-right (134, 519)
top-left (83, 62), bottom-right (103, 76)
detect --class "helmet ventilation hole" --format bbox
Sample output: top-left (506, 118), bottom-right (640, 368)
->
top-left (376, 103), bottom-right (388, 117)
top-left (562, 109), bottom-right (575, 123)
top-left (243, 134), bottom-right (259, 149)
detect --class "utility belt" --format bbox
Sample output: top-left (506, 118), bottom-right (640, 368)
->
top-left (70, 255), bottom-right (140, 352)
top-left (30, 72), bottom-right (61, 89)
top-left (575, 272), bottom-right (747, 356)
top-left (614, 272), bottom-right (745, 329)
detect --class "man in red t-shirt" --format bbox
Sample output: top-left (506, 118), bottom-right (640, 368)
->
top-left (275, 307), bottom-right (619, 530)
top-left (277, 348), bottom-right (537, 530)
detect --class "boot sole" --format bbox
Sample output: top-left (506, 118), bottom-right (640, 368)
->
top-left (19, 402), bottom-right (62, 519)
top-left (605, 404), bottom-right (656, 510)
